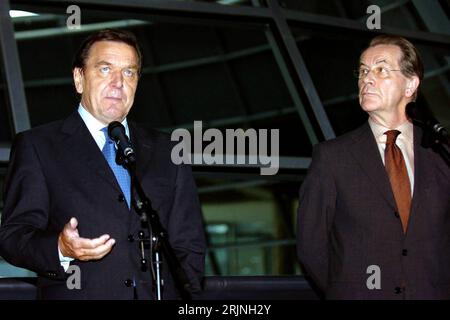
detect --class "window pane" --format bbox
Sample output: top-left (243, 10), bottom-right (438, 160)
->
top-left (200, 183), bottom-right (298, 276)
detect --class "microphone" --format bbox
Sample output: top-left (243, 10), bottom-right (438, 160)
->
top-left (107, 121), bottom-right (136, 164)
top-left (406, 102), bottom-right (449, 142)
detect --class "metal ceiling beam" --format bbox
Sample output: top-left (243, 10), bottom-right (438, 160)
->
top-left (411, 0), bottom-right (450, 36)
top-left (283, 8), bottom-right (450, 47)
top-left (0, 0), bottom-right (30, 134)
top-left (27, 0), bottom-right (272, 19)
top-left (11, 13), bottom-right (61, 24)
top-left (250, 0), bottom-right (318, 144)
top-left (262, 21), bottom-right (319, 145)
top-left (15, 19), bottom-right (149, 40)
top-left (266, 0), bottom-right (335, 141)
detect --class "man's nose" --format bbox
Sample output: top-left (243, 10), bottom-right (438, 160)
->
top-left (362, 69), bottom-right (376, 85)
top-left (111, 71), bottom-right (123, 88)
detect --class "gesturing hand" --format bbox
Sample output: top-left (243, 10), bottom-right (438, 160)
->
top-left (58, 217), bottom-right (116, 261)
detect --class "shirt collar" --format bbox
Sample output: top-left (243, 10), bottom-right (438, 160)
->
top-left (368, 117), bottom-right (413, 144)
top-left (77, 104), bottom-right (129, 138)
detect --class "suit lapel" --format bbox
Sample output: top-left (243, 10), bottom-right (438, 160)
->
top-left (127, 122), bottom-right (159, 230)
top-left (348, 122), bottom-right (397, 210)
top-left (129, 122), bottom-right (154, 182)
top-left (58, 112), bottom-right (122, 194)
top-left (409, 125), bottom-right (427, 218)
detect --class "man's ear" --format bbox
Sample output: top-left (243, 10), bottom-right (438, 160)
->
top-left (405, 75), bottom-right (419, 98)
top-left (73, 68), bottom-right (84, 94)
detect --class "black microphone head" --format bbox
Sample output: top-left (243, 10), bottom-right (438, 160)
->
top-left (107, 121), bottom-right (125, 142)
top-left (107, 121), bottom-right (136, 163)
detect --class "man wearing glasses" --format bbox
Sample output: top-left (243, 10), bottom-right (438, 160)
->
top-left (297, 35), bottom-right (450, 299)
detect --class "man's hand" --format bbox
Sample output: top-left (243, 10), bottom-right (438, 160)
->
top-left (58, 217), bottom-right (115, 261)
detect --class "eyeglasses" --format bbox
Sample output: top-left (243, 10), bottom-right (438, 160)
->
top-left (354, 65), bottom-right (402, 79)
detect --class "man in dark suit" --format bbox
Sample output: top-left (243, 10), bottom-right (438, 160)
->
top-left (0, 29), bottom-right (206, 299)
top-left (297, 35), bottom-right (450, 299)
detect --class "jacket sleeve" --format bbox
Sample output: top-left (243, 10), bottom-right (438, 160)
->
top-left (297, 143), bottom-right (336, 293)
top-left (0, 132), bottom-right (66, 280)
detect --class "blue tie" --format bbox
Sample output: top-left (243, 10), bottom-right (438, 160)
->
top-left (101, 127), bottom-right (131, 208)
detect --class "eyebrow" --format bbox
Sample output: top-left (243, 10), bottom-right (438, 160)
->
top-left (94, 60), bottom-right (112, 66)
top-left (94, 61), bottom-right (138, 69)
top-left (359, 59), bottom-right (391, 67)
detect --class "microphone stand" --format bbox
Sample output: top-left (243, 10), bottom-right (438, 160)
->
top-left (117, 153), bottom-right (193, 301)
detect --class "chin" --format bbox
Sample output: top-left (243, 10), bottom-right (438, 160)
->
top-left (104, 104), bottom-right (125, 115)
top-left (361, 104), bottom-right (376, 112)
top-left (102, 112), bottom-right (123, 124)
top-left (360, 99), bottom-right (380, 112)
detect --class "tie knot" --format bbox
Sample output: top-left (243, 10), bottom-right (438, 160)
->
top-left (385, 130), bottom-right (401, 145)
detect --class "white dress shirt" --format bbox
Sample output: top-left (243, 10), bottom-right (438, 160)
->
top-left (58, 104), bottom-right (130, 271)
top-left (77, 104), bottom-right (130, 150)
top-left (368, 117), bottom-right (415, 195)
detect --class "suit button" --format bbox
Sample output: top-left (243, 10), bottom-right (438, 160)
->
top-left (46, 271), bottom-right (57, 277)
top-left (394, 286), bottom-right (403, 294)
top-left (402, 249), bottom-right (408, 256)
top-left (124, 279), bottom-right (133, 287)
top-left (127, 235), bottom-right (134, 242)
top-left (118, 194), bottom-right (125, 202)
top-left (394, 211), bottom-right (400, 218)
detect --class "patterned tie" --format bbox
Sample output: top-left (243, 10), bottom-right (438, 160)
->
top-left (101, 127), bottom-right (131, 208)
top-left (384, 130), bottom-right (411, 233)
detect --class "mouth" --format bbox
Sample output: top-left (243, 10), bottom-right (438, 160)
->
top-left (105, 89), bottom-right (124, 101)
top-left (360, 90), bottom-right (378, 97)
top-left (104, 96), bottom-right (123, 102)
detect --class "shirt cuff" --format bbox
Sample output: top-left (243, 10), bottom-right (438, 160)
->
top-left (58, 247), bottom-right (74, 272)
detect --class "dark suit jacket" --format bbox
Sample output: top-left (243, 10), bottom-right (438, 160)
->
top-left (297, 122), bottom-right (450, 299)
top-left (0, 112), bottom-right (206, 299)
